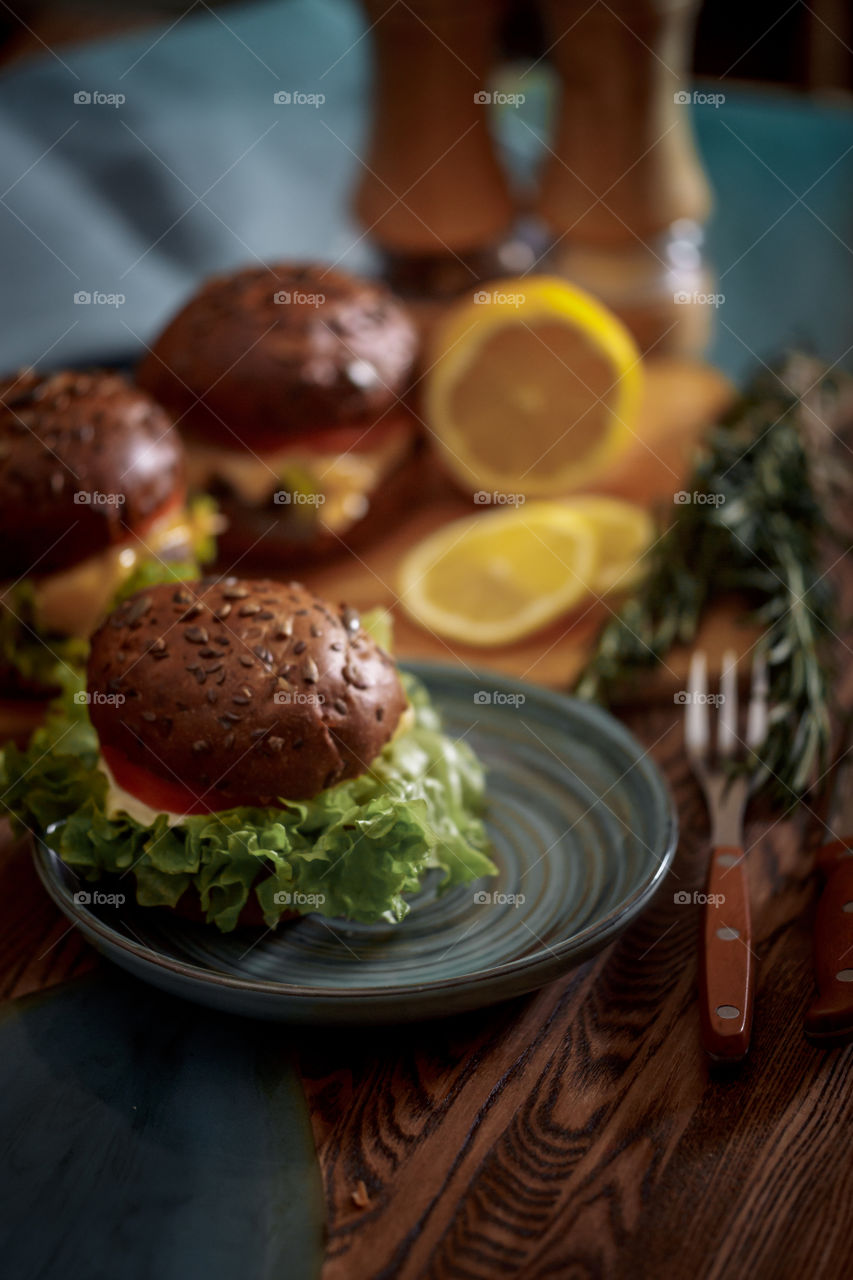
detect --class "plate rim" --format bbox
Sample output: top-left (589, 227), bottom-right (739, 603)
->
top-left (32, 660), bottom-right (678, 1007)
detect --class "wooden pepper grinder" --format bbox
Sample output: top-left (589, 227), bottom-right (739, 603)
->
top-left (354, 0), bottom-right (528, 304)
top-left (535, 0), bottom-right (714, 354)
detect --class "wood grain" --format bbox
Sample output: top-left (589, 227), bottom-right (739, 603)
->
top-left (295, 717), bottom-right (853, 1280)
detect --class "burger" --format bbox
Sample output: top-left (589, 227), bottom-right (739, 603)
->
top-left (0, 368), bottom-right (218, 739)
top-left (136, 263), bottom-right (421, 567)
top-left (3, 577), bottom-right (494, 931)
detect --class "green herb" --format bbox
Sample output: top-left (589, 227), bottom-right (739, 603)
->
top-left (577, 355), bottom-right (853, 801)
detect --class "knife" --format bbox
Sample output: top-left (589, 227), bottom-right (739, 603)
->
top-left (804, 752), bottom-right (853, 1047)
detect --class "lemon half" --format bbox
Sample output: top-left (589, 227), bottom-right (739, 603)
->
top-left (425, 277), bottom-right (642, 499)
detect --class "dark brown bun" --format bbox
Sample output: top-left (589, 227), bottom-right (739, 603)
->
top-left (87, 577), bottom-right (407, 808)
top-left (136, 263), bottom-right (419, 449)
top-left (0, 368), bottom-right (186, 578)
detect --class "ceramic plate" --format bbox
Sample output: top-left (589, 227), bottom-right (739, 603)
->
top-left (33, 662), bottom-right (677, 1024)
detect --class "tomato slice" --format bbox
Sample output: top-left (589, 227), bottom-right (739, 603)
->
top-left (101, 743), bottom-right (216, 816)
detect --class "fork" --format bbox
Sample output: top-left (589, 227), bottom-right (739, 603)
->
top-left (684, 648), bottom-right (769, 1062)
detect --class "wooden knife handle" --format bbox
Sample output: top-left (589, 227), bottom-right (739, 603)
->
top-left (699, 846), bottom-right (755, 1062)
top-left (805, 839), bottom-right (853, 1048)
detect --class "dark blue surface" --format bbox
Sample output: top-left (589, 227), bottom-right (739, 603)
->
top-left (0, 970), bottom-right (324, 1280)
top-left (0, 0), bottom-right (850, 381)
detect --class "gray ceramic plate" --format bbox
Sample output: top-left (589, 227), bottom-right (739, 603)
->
top-left (33, 662), bottom-right (677, 1024)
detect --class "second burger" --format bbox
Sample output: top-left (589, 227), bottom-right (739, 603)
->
top-left (137, 263), bottom-right (420, 565)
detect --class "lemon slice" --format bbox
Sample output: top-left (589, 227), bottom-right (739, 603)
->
top-left (562, 496), bottom-right (655, 593)
top-left (425, 277), bottom-right (642, 499)
top-left (397, 503), bottom-right (599, 647)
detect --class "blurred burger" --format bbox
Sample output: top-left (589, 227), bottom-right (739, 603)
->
top-left (136, 263), bottom-right (421, 566)
top-left (2, 577), bottom-right (494, 931)
top-left (0, 368), bottom-right (217, 739)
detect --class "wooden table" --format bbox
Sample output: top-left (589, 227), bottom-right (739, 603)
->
top-left (3, 690), bottom-right (852, 1278)
top-left (1, 364), bottom-right (850, 1278)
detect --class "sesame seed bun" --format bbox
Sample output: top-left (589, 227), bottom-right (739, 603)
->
top-left (136, 263), bottom-right (419, 449)
top-left (86, 578), bottom-right (407, 809)
top-left (0, 368), bottom-right (186, 579)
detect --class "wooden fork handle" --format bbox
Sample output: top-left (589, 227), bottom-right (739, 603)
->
top-left (699, 846), bottom-right (755, 1062)
top-left (804, 839), bottom-right (853, 1047)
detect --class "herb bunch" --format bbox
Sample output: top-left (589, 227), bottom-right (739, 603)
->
top-left (577, 355), bottom-right (853, 801)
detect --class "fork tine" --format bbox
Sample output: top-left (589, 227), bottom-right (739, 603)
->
top-left (717, 649), bottom-right (739, 758)
top-left (685, 649), bottom-right (709, 758)
top-left (746, 649), bottom-right (769, 752)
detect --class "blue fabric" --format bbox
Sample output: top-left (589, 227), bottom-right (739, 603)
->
top-left (0, 0), bottom-right (851, 382)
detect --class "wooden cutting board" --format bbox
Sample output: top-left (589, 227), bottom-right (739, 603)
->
top-left (297, 355), bottom-right (754, 693)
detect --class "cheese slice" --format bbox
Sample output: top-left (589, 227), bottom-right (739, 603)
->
top-left (187, 426), bottom-right (411, 532)
top-left (27, 505), bottom-right (195, 639)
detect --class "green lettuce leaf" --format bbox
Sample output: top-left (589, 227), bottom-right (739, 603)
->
top-left (1, 671), bottom-right (495, 932)
top-left (0, 580), bottom-right (89, 689)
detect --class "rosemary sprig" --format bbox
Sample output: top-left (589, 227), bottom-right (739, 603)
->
top-left (576, 355), bottom-right (853, 802)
